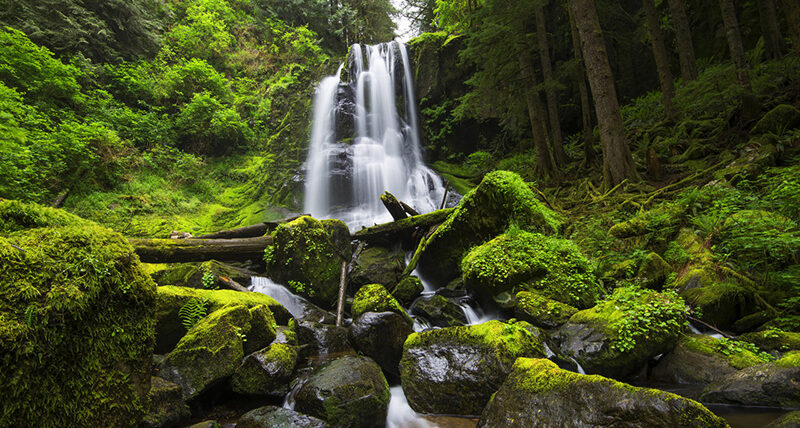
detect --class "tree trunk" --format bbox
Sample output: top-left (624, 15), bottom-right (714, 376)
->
top-left (667, 0), bottom-right (698, 81)
top-left (193, 215), bottom-right (305, 239)
top-left (757, 0), bottom-right (783, 60)
top-left (719, 0), bottom-right (751, 88)
top-left (643, 0), bottom-right (676, 118)
top-left (535, 3), bottom-right (568, 166)
top-left (518, 45), bottom-right (558, 179)
top-left (352, 208), bottom-right (454, 245)
top-left (569, 0), bottom-right (637, 188)
top-left (380, 191), bottom-right (408, 221)
top-left (779, 0), bottom-right (800, 60)
top-left (568, 4), bottom-right (598, 164)
top-left (130, 236), bottom-right (274, 263)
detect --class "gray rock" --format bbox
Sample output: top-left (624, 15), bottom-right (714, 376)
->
top-left (350, 245), bottom-right (406, 288)
top-left (700, 358), bottom-right (800, 408)
top-left (140, 376), bottom-right (190, 428)
top-left (410, 294), bottom-right (467, 327)
top-left (349, 311), bottom-right (413, 376)
top-left (236, 405), bottom-right (328, 428)
top-left (231, 343), bottom-right (298, 396)
top-left (295, 320), bottom-right (354, 360)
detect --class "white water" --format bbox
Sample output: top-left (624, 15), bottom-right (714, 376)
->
top-left (249, 276), bottom-right (308, 319)
top-left (387, 386), bottom-right (436, 428)
top-left (304, 42), bottom-right (446, 229)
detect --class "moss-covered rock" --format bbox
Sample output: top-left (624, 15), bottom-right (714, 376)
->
top-left (462, 228), bottom-right (601, 308)
top-left (479, 358), bottom-right (729, 428)
top-left (391, 276), bottom-right (424, 306)
top-left (231, 343), bottom-right (297, 396)
top-left (514, 291), bottom-right (578, 329)
top-left (244, 304), bottom-right (278, 355)
top-left (160, 304), bottom-right (251, 400)
top-left (765, 410), bottom-right (800, 428)
top-left (154, 285), bottom-right (289, 353)
top-left (350, 245), bottom-right (405, 288)
top-left (554, 286), bottom-right (687, 379)
top-left (295, 355), bottom-right (390, 428)
top-left (637, 252), bottom-right (673, 289)
top-left (650, 334), bottom-right (767, 385)
top-left (751, 104), bottom-right (800, 135)
top-left (400, 320), bottom-right (545, 415)
top-left (349, 311), bottom-right (414, 377)
top-left (141, 376), bottom-right (190, 428)
top-left (266, 216), bottom-right (345, 308)
top-left (0, 200), bottom-right (155, 427)
top-left (321, 218), bottom-right (352, 260)
top-left (414, 171), bottom-right (563, 284)
top-left (740, 329), bottom-right (800, 356)
top-left (700, 353), bottom-right (800, 407)
top-left (351, 284), bottom-right (410, 322)
top-left (608, 201), bottom-right (686, 239)
top-left (151, 260), bottom-right (255, 288)
top-left (295, 320), bottom-right (354, 359)
top-left (409, 294), bottom-right (467, 327)
top-left (237, 405), bottom-right (328, 428)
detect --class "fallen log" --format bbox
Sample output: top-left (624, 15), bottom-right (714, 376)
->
top-left (130, 236), bottom-right (273, 263)
top-left (193, 214), bottom-right (307, 240)
top-left (217, 276), bottom-right (250, 293)
top-left (352, 208), bottom-right (453, 245)
top-left (380, 192), bottom-right (408, 221)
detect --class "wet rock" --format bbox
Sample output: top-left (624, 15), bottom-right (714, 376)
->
top-left (237, 406), bottom-right (329, 428)
top-left (650, 334), bottom-right (765, 385)
top-left (400, 320), bottom-right (545, 415)
top-left (274, 325), bottom-right (298, 346)
top-left (349, 311), bottom-right (413, 376)
top-left (187, 421), bottom-right (221, 428)
top-left (740, 329), bottom-right (800, 357)
top-left (514, 291), bottom-right (578, 329)
top-left (700, 353), bottom-right (800, 408)
top-left (321, 219), bottom-right (352, 260)
top-left (231, 343), bottom-right (298, 396)
top-left (159, 304), bottom-right (251, 400)
top-left (461, 229), bottom-right (601, 309)
top-left (141, 376), bottom-right (190, 428)
top-left (295, 321), bottom-right (354, 359)
top-left (751, 104), bottom-right (800, 135)
top-left (479, 358), bottom-right (729, 428)
top-left (295, 355), bottom-right (390, 428)
top-left (765, 411), bottom-right (800, 428)
top-left (391, 276), bottom-right (424, 306)
top-left (409, 294), bottom-right (467, 327)
top-left (350, 245), bottom-right (405, 287)
top-left (244, 305), bottom-right (277, 355)
top-left (351, 283), bottom-right (410, 322)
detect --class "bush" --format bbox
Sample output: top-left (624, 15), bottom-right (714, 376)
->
top-left (175, 92), bottom-right (253, 155)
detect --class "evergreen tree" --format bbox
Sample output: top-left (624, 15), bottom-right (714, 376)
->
top-left (666, 0), bottom-right (697, 81)
top-left (642, 0), bottom-right (675, 118)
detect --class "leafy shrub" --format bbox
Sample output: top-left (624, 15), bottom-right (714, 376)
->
top-left (157, 59), bottom-right (233, 108)
top-left (175, 92), bottom-right (253, 155)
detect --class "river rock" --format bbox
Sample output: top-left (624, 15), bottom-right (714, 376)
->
top-left (410, 294), bottom-right (467, 327)
top-left (514, 291), bottom-right (578, 329)
top-left (392, 276), bottom-right (424, 306)
top-left (350, 245), bottom-right (405, 287)
top-left (765, 411), bottom-right (800, 428)
top-left (650, 334), bottom-right (765, 385)
top-left (400, 320), bottom-right (545, 415)
top-left (740, 329), bottom-right (800, 357)
top-left (295, 355), bottom-right (390, 427)
top-left (237, 405), bottom-right (329, 428)
top-left (295, 320), bottom-right (354, 359)
top-left (244, 304), bottom-right (277, 355)
top-left (160, 304), bottom-right (251, 400)
top-left (700, 353), bottom-right (800, 408)
top-left (141, 376), bottom-right (190, 428)
top-left (461, 228), bottom-right (601, 308)
top-left (231, 343), bottom-right (297, 396)
top-left (351, 283), bottom-right (411, 322)
top-left (414, 170), bottom-right (563, 284)
top-left (349, 311), bottom-right (413, 376)
top-left (478, 358), bottom-right (729, 428)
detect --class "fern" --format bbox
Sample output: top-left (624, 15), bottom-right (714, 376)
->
top-left (178, 297), bottom-right (209, 331)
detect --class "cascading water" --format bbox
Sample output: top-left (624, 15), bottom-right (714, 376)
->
top-left (304, 42), bottom-right (447, 228)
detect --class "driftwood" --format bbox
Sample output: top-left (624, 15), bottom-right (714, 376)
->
top-left (335, 261), bottom-right (348, 327)
top-left (217, 276), bottom-right (250, 293)
top-left (401, 201), bottom-right (420, 217)
top-left (352, 208), bottom-right (453, 245)
top-left (440, 181), bottom-right (450, 210)
top-left (380, 192), bottom-right (408, 221)
top-left (193, 214), bottom-right (307, 240)
top-left (130, 236), bottom-right (273, 263)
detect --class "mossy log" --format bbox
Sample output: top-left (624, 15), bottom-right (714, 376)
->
top-left (380, 191), bottom-right (408, 221)
top-left (352, 208), bottom-right (454, 245)
top-left (130, 236), bottom-right (274, 263)
top-left (193, 215), bottom-right (306, 239)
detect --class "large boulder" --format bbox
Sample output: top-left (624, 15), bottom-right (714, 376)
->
top-left (349, 311), bottom-right (413, 376)
top-left (295, 355), bottom-right (390, 428)
top-left (155, 285), bottom-right (289, 354)
top-left (514, 291), bottom-right (578, 329)
top-left (740, 329), bottom-right (800, 357)
top-left (414, 171), bottom-right (563, 284)
top-left (409, 294), bottom-right (468, 327)
top-left (392, 276), bottom-right (424, 306)
top-left (479, 358), bottom-right (729, 428)
top-left (141, 376), bottom-right (190, 428)
top-left (400, 320), bottom-right (545, 415)
top-left (650, 334), bottom-right (768, 385)
top-left (765, 411), bottom-right (800, 428)
top-left (237, 406), bottom-right (329, 428)
top-left (295, 320), bottom-right (354, 359)
top-left (700, 353), bottom-right (800, 408)
top-left (231, 343), bottom-right (297, 396)
top-left (265, 216), bottom-right (346, 308)
top-left (351, 283), bottom-right (411, 322)
top-left (159, 304), bottom-right (251, 400)
top-left (350, 245), bottom-right (405, 287)
top-left (553, 286), bottom-right (687, 379)
top-left (0, 200), bottom-right (155, 427)
top-left (751, 104), bottom-right (800, 135)
top-left (244, 304), bottom-right (278, 355)
top-left (462, 229), bottom-right (600, 308)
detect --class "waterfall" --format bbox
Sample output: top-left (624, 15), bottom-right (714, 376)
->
top-left (304, 42), bottom-right (446, 229)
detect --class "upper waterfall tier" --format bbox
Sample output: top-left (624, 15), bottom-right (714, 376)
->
top-left (304, 41), bottom-right (448, 229)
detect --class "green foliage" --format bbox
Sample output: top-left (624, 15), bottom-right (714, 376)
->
top-left (179, 297), bottom-right (211, 330)
top-left (176, 92), bottom-right (253, 155)
top-left (202, 268), bottom-right (215, 289)
top-left (711, 337), bottom-right (773, 364)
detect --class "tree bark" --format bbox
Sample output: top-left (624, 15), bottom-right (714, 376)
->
top-left (643, 0), bottom-right (676, 118)
top-left (719, 0), bottom-right (751, 88)
top-left (518, 45), bottom-right (558, 179)
top-left (130, 236), bottom-right (274, 263)
top-left (535, 3), bottom-right (568, 166)
top-left (569, 0), bottom-right (637, 188)
top-left (779, 0), bottom-right (800, 60)
top-left (194, 215), bottom-right (305, 239)
top-left (568, 4), bottom-right (597, 164)
top-left (666, 0), bottom-right (698, 81)
top-left (380, 191), bottom-right (408, 221)
top-left (757, 0), bottom-right (783, 60)
top-left (352, 208), bottom-right (453, 245)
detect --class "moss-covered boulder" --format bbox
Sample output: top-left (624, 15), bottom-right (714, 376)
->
top-left (751, 104), bottom-right (800, 135)
top-left (409, 294), bottom-right (468, 327)
top-left (349, 311), bottom-right (414, 377)
top-left (554, 286), bottom-right (687, 379)
top-left (608, 201), bottom-right (686, 239)
top-left (321, 218), bottom-right (352, 260)
top-left (700, 353), bottom-right (800, 408)
top-left (151, 260), bottom-right (255, 288)
top-left (244, 304), bottom-right (278, 355)
top-left (350, 245), bottom-right (405, 288)
top-left (461, 228), bottom-right (601, 308)
top-left (392, 276), bottom-right (424, 306)
top-left (400, 320), bottom-right (545, 415)
top-left (740, 329), bottom-right (800, 357)
top-left (0, 200), bottom-right (155, 427)
top-left (414, 171), bottom-right (563, 284)
top-left (650, 334), bottom-right (768, 385)
top-left (637, 252), bottom-right (673, 289)
top-left (231, 343), bottom-right (297, 396)
top-left (765, 411), bottom-right (800, 428)
top-left (295, 355), bottom-right (390, 428)
top-left (154, 285), bottom-right (289, 353)
top-left (351, 283), bottom-right (410, 322)
top-left (237, 405), bottom-right (329, 428)
top-left (160, 304), bottom-right (251, 400)
top-left (141, 376), bottom-right (191, 428)
top-left (514, 291), bottom-right (578, 329)
top-left (479, 358), bottom-right (729, 428)
top-left (265, 216), bottom-right (345, 308)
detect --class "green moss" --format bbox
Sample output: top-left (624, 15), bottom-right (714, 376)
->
top-left (681, 334), bottom-right (769, 369)
top-left (231, 343), bottom-right (297, 396)
top-left (636, 252), bottom-right (672, 288)
top-left (352, 284), bottom-right (411, 323)
top-left (608, 202), bottom-right (687, 239)
top-left (392, 276), bottom-right (424, 305)
top-left (462, 228), bottom-right (601, 308)
top-left (751, 104), bottom-right (800, 135)
top-left (740, 329), bottom-right (800, 354)
top-left (245, 305), bottom-right (278, 354)
top-left (515, 291), bottom-right (578, 328)
top-left (776, 351), bottom-right (800, 368)
top-left (0, 200), bottom-right (155, 427)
